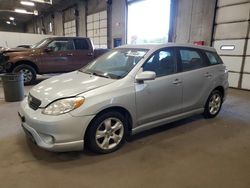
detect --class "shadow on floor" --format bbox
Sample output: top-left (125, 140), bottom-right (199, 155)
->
top-left (20, 114), bottom-right (205, 166)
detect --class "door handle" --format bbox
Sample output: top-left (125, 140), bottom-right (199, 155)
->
top-left (66, 53), bottom-right (73, 56)
top-left (204, 72), bottom-right (212, 78)
top-left (172, 79), bottom-right (182, 85)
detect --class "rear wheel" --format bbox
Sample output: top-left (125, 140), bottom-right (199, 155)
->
top-left (203, 90), bottom-right (223, 118)
top-left (86, 111), bottom-right (127, 154)
top-left (13, 64), bottom-right (36, 85)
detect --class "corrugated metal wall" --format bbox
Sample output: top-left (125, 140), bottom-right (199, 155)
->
top-left (213, 0), bottom-right (250, 89)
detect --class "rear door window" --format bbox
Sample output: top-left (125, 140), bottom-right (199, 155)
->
top-left (74, 39), bottom-right (90, 50)
top-left (179, 48), bottom-right (207, 71)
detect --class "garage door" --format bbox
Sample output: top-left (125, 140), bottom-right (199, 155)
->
top-left (87, 11), bottom-right (108, 48)
top-left (213, 0), bottom-right (250, 89)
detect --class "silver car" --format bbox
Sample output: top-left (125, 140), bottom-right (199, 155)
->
top-left (19, 44), bottom-right (229, 153)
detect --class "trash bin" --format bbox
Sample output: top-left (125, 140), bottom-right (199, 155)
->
top-left (1, 73), bottom-right (24, 102)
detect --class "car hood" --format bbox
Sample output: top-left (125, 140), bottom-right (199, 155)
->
top-left (29, 71), bottom-right (116, 107)
top-left (3, 48), bottom-right (39, 57)
top-left (0, 47), bottom-right (29, 53)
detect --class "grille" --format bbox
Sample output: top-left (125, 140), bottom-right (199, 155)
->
top-left (28, 94), bottom-right (41, 110)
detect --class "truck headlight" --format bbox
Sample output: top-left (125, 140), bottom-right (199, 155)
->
top-left (42, 97), bottom-right (84, 115)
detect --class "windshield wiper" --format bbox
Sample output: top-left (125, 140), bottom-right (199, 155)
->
top-left (92, 72), bottom-right (111, 78)
top-left (79, 69), bottom-right (111, 78)
top-left (79, 69), bottom-right (92, 74)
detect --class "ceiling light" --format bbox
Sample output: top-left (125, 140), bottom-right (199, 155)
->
top-left (9, 17), bottom-right (15, 21)
top-left (15, 8), bottom-right (28, 14)
top-left (6, 21), bottom-right (11, 24)
top-left (30, 0), bottom-right (52, 5)
top-left (20, 1), bottom-right (35, 6)
top-left (14, 8), bottom-right (38, 15)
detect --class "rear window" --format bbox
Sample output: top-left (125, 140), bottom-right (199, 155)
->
top-left (74, 39), bottom-right (89, 50)
top-left (205, 51), bottom-right (222, 65)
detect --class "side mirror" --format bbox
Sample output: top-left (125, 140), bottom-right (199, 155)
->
top-left (136, 71), bottom-right (156, 82)
top-left (44, 47), bottom-right (53, 53)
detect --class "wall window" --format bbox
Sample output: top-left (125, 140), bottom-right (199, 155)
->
top-left (48, 22), bottom-right (53, 33)
top-left (87, 11), bottom-right (107, 48)
top-left (127, 0), bottom-right (171, 44)
top-left (64, 20), bottom-right (76, 37)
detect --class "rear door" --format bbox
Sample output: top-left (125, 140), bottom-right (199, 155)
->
top-left (135, 48), bottom-right (183, 126)
top-left (40, 39), bottom-right (75, 73)
top-left (69, 38), bottom-right (94, 70)
top-left (177, 47), bottom-right (214, 112)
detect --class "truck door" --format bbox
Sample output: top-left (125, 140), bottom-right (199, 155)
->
top-left (40, 39), bottom-right (75, 73)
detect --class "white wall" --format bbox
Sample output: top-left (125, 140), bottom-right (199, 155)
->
top-left (0, 31), bottom-right (55, 48)
top-left (111, 0), bottom-right (126, 48)
top-left (174, 0), bottom-right (217, 45)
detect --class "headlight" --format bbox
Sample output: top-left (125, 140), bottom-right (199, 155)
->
top-left (42, 97), bottom-right (84, 115)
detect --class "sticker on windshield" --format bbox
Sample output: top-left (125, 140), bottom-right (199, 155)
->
top-left (126, 51), bottom-right (146, 57)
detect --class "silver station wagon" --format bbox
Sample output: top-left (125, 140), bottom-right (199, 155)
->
top-left (19, 44), bottom-right (229, 154)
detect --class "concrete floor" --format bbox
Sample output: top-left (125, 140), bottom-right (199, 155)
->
top-left (0, 78), bottom-right (250, 188)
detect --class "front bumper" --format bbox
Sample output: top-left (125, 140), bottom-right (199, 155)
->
top-left (18, 98), bottom-right (94, 152)
top-left (0, 53), bottom-right (10, 72)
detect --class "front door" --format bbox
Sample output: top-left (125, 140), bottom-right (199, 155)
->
top-left (135, 48), bottom-right (183, 126)
top-left (39, 39), bottom-right (75, 73)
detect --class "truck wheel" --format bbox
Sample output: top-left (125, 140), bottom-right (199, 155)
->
top-left (85, 111), bottom-right (128, 154)
top-left (13, 65), bottom-right (36, 85)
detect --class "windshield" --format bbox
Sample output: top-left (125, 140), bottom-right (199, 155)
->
top-left (80, 48), bottom-right (148, 79)
top-left (31, 38), bottom-right (51, 49)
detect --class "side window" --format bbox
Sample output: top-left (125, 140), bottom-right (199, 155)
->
top-left (179, 49), bottom-right (206, 71)
top-left (205, 51), bottom-right (222, 65)
top-left (143, 49), bottom-right (176, 77)
top-left (47, 40), bottom-right (74, 52)
top-left (74, 39), bottom-right (90, 50)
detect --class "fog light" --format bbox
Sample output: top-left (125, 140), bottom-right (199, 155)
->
top-left (39, 133), bottom-right (55, 144)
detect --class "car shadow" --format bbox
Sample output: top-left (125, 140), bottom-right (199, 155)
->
top-left (127, 115), bottom-right (203, 142)
top-left (22, 114), bottom-right (206, 166)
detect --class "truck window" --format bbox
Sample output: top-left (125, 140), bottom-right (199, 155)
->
top-left (47, 40), bottom-right (74, 52)
top-left (74, 39), bottom-right (89, 50)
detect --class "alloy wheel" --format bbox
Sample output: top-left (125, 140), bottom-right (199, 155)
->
top-left (208, 93), bottom-right (222, 115)
top-left (95, 118), bottom-right (124, 150)
top-left (20, 68), bottom-right (33, 83)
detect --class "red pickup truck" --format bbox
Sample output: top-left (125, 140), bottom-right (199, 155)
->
top-left (0, 37), bottom-right (109, 85)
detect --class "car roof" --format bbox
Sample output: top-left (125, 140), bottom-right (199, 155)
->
top-left (117, 43), bottom-right (216, 52)
top-left (46, 37), bottom-right (88, 40)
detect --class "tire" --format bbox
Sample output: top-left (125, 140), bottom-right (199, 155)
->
top-left (203, 90), bottom-right (223, 119)
top-left (13, 64), bottom-right (36, 85)
top-left (85, 111), bottom-right (128, 154)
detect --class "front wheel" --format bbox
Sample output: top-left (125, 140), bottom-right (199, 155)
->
top-left (86, 111), bottom-right (127, 154)
top-left (203, 90), bottom-right (223, 118)
top-left (13, 65), bottom-right (36, 85)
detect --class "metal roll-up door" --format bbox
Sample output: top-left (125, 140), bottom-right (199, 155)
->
top-left (212, 0), bottom-right (250, 89)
